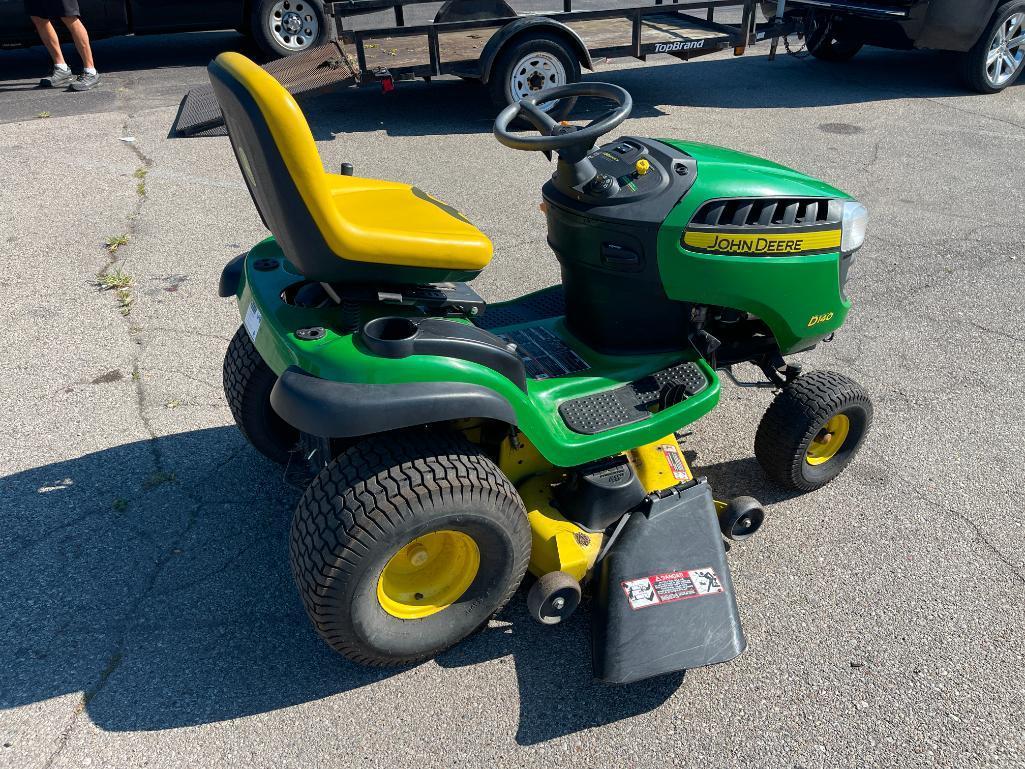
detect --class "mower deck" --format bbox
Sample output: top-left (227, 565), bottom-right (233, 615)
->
top-left (234, 243), bottom-right (721, 467)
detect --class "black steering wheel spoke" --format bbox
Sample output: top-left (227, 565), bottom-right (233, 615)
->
top-left (518, 99), bottom-right (559, 134)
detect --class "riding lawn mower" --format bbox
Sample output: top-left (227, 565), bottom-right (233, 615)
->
top-left (209, 52), bottom-right (872, 683)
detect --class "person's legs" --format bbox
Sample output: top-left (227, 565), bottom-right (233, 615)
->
top-left (29, 15), bottom-right (66, 66)
top-left (60, 16), bottom-right (93, 70)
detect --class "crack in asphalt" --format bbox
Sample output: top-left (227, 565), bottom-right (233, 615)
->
top-left (865, 447), bottom-right (1025, 590)
top-left (40, 111), bottom-right (223, 769)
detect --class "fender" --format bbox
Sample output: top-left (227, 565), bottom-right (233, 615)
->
top-left (270, 366), bottom-right (517, 438)
top-left (479, 17), bottom-right (594, 84)
top-left (913, 0), bottom-right (1000, 52)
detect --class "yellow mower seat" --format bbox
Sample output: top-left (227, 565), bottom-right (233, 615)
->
top-left (208, 52), bottom-right (492, 284)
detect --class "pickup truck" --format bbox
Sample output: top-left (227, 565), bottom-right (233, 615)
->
top-left (0, 0), bottom-right (330, 57)
top-left (766, 0), bottom-right (1025, 92)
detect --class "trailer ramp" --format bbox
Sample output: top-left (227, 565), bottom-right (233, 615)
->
top-left (171, 40), bottom-right (360, 137)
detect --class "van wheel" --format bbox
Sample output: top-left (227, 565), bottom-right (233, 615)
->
top-left (250, 0), bottom-right (329, 58)
top-left (488, 33), bottom-right (580, 123)
top-left (961, 1), bottom-right (1025, 93)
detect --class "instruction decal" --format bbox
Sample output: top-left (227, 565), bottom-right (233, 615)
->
top-left (657, 443), bottom-right (691, 482)
top-left (244, 303), bottom-right (262, 342)
top-left (621, 568), bottom-right (723, 610)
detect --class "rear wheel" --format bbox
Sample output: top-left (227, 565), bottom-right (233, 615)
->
top-left (961, 1), bottom-right (1025, 93)
top-left (250, 0), bottom-right (328, 58)
top-left (289, 430), bottom-right (531, 665)
top-left (806, 14), bottom-right (864, 62)
top-left (488, 33), bottom-right (580, 123)
top-left (223, 326), bottom-right (298, 464)
top-left (754, 370), bottom-right (872, 492)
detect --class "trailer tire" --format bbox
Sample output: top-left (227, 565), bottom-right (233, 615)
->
top-left (250, 0), bottom-right (329, 59)
top-left (960, 1), bottom-right (1025, 93)
top-left (488, 33), bottom-right (580, 123)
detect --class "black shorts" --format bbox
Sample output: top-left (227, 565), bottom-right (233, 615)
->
top-left (24, 0), bottom-right (80, 19)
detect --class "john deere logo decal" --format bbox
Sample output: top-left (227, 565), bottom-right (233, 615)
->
top-left (682, 229), bottom-right (841, 256)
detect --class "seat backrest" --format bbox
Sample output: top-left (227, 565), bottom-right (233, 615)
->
top-left (208, 52), bottom-right (340, 278)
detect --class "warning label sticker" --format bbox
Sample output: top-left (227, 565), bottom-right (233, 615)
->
top-left (657, 443), bottom-right (691, 482)
top-left (621, 568), bottom-right (724, 610)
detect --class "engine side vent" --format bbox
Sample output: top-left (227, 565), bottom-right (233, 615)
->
top-left (691, 198), bottom-right (841, 229)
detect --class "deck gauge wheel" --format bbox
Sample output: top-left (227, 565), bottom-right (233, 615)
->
top-left (527, 571), bottom-right (582, 625)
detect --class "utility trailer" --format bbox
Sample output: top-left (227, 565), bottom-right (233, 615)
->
top-left (172, 0), bottom-right (802, 136)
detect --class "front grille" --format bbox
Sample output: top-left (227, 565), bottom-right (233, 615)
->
top-left (691, 198), bottom-right (842, 229)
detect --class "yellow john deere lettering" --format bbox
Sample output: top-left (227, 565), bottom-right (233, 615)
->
top-left (683, 229), bottom-right (841, 255)
top-left (807, 312), bottom-right (835, 327)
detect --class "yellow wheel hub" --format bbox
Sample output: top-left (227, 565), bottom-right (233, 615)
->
top-left (805, 414), bottom-right (851, 466)
top-left (377, 530), bottom-right (480, 620)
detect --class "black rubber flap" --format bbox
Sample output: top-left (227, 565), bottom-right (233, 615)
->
top-left (591, 479), bottom-right (746, 684)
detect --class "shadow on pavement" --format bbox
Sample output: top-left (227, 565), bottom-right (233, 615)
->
top-left (299, 46), bottom-right (1018, 141)
top-left (1, 426), bottom-right (680, 741)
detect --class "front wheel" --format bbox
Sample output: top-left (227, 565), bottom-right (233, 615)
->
top-left (961, 1), bottom-right (1025, 93)
top-left (754, 370), bottom-right (872, 492)
top-left (250, 0), bottom-right (328, 58)
top-left (488, 33), bottom-right (581, 123)
top-left (289, 430), bottom-right (531, 666)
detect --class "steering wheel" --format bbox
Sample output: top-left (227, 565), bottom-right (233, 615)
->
top-left (494, 82), bottom-right (633, 153)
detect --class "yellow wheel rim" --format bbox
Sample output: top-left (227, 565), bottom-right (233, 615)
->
top-left (377, 531), bottom-right (480, 620)
top-left (805, 414), bottom-right (851, 466)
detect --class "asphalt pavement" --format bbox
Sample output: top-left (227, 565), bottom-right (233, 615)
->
top-left (1, 25), bottom-right (1024, 769)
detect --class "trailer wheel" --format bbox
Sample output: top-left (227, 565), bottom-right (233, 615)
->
top-left (960, 1), bottom-right (1025, 93)
top-left (806, 14), bottom-right (863, 62)
top-left (250, 0), bottom-right (329, 58)
top-left (488, 33), bottom-right (580, 123)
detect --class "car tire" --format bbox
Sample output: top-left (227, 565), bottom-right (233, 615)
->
top-left (961, 1), bottom-right (1025, 94)
top-left (250, 0), bottom-right (329, 59)
top-left (488, 33), bottom-right (580, 124)
top-left (223, 326), bottom-right (299, 464)
top-left (806, 14), bottom-right (864, 62)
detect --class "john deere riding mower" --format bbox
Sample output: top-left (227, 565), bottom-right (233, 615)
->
top-left (210, 52), bottom-right (872, 683)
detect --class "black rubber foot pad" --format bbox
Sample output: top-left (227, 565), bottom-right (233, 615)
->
top-left (559, 361), bottom-right (707, 435)
top-left (474, 286), bottom-right (565, 331)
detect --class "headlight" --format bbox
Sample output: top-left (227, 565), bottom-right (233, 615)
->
top-left (841, 201), bottom-right (868, 253)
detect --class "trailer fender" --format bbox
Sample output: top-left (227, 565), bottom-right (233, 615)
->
top-left (270, 365), bottom-right (518, 438)
top-left (479, 17), bottom-right (594, 84)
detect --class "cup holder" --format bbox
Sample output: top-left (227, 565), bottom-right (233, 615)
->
top-left (359, 316), bottom-right (420, 357)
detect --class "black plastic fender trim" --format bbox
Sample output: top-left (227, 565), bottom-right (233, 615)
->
top-left (270, 366), bottom-right (518, 438)
top-left (218, 253), bottom-right (246, 298)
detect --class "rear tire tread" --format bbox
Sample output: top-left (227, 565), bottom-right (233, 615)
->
top-left (290, 430), bottom-right (530, 666)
